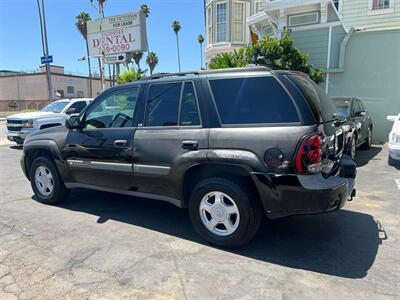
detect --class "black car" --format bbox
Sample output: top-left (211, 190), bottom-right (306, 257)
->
top-left (20, 67), bottom-right (356, 247)
top-left (332, 97), bottom-right (373, 159)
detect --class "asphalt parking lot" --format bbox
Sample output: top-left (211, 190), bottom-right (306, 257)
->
top-left (0, 120), bottom-right (399, 300)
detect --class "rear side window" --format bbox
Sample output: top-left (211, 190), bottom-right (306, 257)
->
top-left (209, 76), bottom-right (299, 124)
top-left (289, 75), bottom-right (337, 122)
top-left (145, 83), bottom-right (181, 126)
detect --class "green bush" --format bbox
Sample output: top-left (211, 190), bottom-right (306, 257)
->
top-left (209, 34), bottom-right (324, 84)
top-left (116, 68), bottom-right (146, 84)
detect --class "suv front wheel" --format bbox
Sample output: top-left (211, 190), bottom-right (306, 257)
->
top-left (30, 157), bottom-right (69, 205)
top-left (188, 177), bottom-right (262, 248)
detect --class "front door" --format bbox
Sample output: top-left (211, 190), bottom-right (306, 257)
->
top-left (133, 81), bottom-right (208, 201)
top-left (64, 86), bottom-right (141, 190)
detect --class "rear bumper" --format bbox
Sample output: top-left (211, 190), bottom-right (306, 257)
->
top-left (252, 156), bottom-right (356, 219)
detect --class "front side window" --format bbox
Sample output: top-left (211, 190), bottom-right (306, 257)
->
top-left (68, 101), bottom-right (87, 113)
top-left (209, 76), bottom-right (299, 124)
top-left (233, 2), bottom-right (244, 42)
top-left (372, 0), bottom-right (390, 10)
top-left (145, 83), bottom-right (182, 127)
top-left (216, 3), bottom-right (227, 42)
top-left (84, 87), bottom-right (139, 129)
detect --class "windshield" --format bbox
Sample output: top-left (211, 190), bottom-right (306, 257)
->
top-left (41, 101), bottom-right (69, 113)
top-left (333, 99), bottom-right (351, 117)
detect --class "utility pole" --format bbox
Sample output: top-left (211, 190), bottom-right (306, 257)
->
top-left (36, 0), bottom-right (53, 101)
top-left (90, 0), bottom-right (108, 90)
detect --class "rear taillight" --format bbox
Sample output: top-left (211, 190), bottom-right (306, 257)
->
top-left (295, 134), bottom-right (322, 174)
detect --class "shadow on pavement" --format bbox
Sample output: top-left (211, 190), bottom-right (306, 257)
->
top-left (355, 146), bottom-right (382, 167)
top-left (55, 188), bottom-right (384, 279)
top-left (9, 145), bottom-right (23, 150)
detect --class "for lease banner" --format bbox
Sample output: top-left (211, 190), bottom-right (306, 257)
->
top-left (87, 11), bottom-right (147, 56)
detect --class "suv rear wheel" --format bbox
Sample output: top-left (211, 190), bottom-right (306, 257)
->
top-left (30, 157), bottom-right (69, 205)
top-left (188, 177), bottom-right (262, 248)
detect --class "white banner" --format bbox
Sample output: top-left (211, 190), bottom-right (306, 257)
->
top-left (87, 11), bottom-right (147, 57)
top-left (88, 26), bottom-right (142, 56)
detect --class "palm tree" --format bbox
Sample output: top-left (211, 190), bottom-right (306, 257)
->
top-left (146, 52), bottom-right (159, 75)
top-left (172, 20), bottom-right (182, 72)
top-left (197, 34), bottom-right (204, 69)
top-left (132, 52), bottom-right (143, 70)
top-left (75, 12), bottom-right (93, 97)
top-left (140, 4), bottom-right (150, 17)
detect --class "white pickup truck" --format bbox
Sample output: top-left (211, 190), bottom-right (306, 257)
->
top-left (6, 98), bottom-right (92, 144)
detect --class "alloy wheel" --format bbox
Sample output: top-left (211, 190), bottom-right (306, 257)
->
top-left (199, 191), bottom-right (240, 236)
top-left (34, 165), bottom-right (54, 197)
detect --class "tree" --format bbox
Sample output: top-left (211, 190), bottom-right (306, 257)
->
top-left (140, 4), bottom-right (150, 17)
top-left (197, 34), bottom-right (204, 69)
top-left (209, 34), bottom-right (324, 84)
top-left (75, 11), bottom-right (93, 96)
top-left (116, 68), bottom-right (146, 84)
top-left (172, 20), bottom-right (182, 72)
top-left (132, 52), bottom-right (144, 70)
top-left (146, 52), bottom-right (159, 75)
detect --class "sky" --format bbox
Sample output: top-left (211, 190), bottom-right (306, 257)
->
top-left (0, 0), bottom-right (205, 76)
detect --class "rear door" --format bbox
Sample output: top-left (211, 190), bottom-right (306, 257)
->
top-left (63, 86), bottom-right (141, 190)
top-left (132, 80), bottom-right (208, 200)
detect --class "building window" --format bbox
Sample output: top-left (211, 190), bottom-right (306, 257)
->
top-left (216, 2), bottom-right (227, 43)
top-left (67, 86), bottom-right (74, 94)
top-left (254, 0), bottom-right (263, 13)
top-left (207, 7), bottom-right (213, 45)
top-left (233, 2), bottom-right (244, 42)
top-left (77, 91), bottom-right (84, 98)
top-left (288, 11), bottom-right (319, 27)
top-left (372, 0), bottom-right (390, 10)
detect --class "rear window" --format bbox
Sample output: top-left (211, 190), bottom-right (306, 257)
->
top-left (209, 76), bottom-right (299, 124)
top-left (289, 75), bottom-right (337, 122)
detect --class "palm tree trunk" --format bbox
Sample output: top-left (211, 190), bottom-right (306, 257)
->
top-left (85, 38), bottom-right (93, 97)
top-left (176, 33), bottom-right (181, 72)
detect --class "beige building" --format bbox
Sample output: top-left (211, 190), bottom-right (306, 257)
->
top-left (0, 65), bottom-right (111, 111)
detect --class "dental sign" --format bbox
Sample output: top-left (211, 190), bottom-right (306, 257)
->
top-left (87, 11), bottom-right (148, 57)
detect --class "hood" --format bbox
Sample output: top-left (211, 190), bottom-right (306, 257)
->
top-left (7, 111), bottom-right (63, 120)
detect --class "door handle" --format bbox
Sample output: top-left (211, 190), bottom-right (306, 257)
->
top-left (114, 139), bottom-right (127, 146)
top-left (181, 140), bottom-right (198, 150)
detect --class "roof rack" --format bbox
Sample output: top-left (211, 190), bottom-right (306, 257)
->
top-left (142, 71), bottom-right (201, 80)
top-left (141, 65), bottom-right (274, 81)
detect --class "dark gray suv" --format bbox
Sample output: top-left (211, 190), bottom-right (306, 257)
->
top-left (21, 66), bottom-right (356, 247)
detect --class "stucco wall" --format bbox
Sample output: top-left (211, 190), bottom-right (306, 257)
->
top-left (328, 29), bottom-right (400, 143)
top-left (0, 73), bottom-right (111, 111)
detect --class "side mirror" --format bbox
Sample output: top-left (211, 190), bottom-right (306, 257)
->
top-left (65, 114), bottom-right (82, 129)
top-left (66, 107), bottom-right (79, 115)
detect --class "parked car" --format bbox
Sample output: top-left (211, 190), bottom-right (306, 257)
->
top-left (387, 114), bottom-right (400, 165)
top-left (6, 98), bottom-right (92, 144)
top-left (20, 67), bottom-right (356, 247)
top-left (332, 97), bottom-right (373, 159)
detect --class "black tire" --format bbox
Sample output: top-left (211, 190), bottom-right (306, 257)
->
top-left (188, 177), bottom-right (262, 248)
top-left (361, 127), bottom-right (372, 150)
top-left (347, 135), bottom-right (356, 159)
top-left (29, 156), bottom-right (69, 205)
top-left (388, 155), bottom-right (396, 166)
